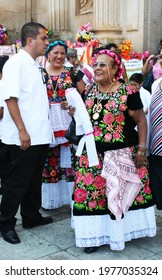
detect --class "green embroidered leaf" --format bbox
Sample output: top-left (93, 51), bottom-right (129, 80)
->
top-left (103, 109), bottom-right (108, 115)
top-left (74, 203), bottom-right (86, 210)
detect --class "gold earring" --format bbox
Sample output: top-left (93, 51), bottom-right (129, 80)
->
top-left (48, 58), bottom-right (50, 62)
top-left (113, 78), bottom-right (116, 82)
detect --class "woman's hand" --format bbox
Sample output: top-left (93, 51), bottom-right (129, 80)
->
top-left (68, 105), bottom-right (76, 117)
top-left (135, 151), bottom-right (146, 169)
top-left (61, 101), bottom-right (69, 110)
top-left (61, 101), bottom-right (76, 117)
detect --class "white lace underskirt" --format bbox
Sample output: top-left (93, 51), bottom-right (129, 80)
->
top-left (41, 181), bottom-right (73, 209)
top-left (72, 206), bottom-right (156, 251)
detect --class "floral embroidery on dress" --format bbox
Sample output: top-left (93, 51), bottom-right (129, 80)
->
top-left (42, 146), bottom-right (76, 183)
top-left (44, 67), bottom-right (77, 103)
top-left (73, 148), bottom-right (154, 215)
top-left (73, 84), bottom-right (154, 216)
top-left (73, 152), bottom-right (108, 212)
top-left (85, 84), bottom-right (136, 143)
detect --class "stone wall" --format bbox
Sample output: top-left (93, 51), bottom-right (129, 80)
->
top-left (0, 0), bottom-right (162, 54)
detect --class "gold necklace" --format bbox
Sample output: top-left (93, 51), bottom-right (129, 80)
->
top-left (51, 76), bottom-right (59, 97)
top-left (92, 82), bottom-right (113, 120)
top-left (47, 66), bottom-right (63, 97)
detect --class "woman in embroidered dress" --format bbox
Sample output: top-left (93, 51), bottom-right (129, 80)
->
top-left (41, 40), bottom-right (85, 210)
top-left (72, 49), bottom-right (156, 253)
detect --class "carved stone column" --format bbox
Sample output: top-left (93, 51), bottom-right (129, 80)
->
top-left (25, 0), bottom-right (32, 22)
top-left (93, 0), bottom-right (123, 43)
top-left (47, 0), bottom-right (70, 32)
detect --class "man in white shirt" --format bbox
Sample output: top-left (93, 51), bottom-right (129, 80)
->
top-left (0, 55), bottom-right (9, 195)
top-left (0, 22), bottom-right (53, 244)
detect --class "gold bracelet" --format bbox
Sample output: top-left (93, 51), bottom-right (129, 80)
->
top-left (137, 150), bottom-right (146, 156)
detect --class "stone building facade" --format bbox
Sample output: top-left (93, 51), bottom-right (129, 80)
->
top-left (0, 0), bottom-right (162, 53)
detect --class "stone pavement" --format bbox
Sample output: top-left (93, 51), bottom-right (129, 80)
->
top-left (0, 197), bottom-right (162, 260)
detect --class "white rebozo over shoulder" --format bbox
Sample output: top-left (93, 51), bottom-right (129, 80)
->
top-left (65, 87), bottom-right (99, 167)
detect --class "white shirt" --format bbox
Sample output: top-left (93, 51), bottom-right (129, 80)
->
top-left (2, 49), bottom-right (52, 145)
top-left (0, 79), bottom-right (4, 139)
top-left (139, 86), bottom-right (151, 115)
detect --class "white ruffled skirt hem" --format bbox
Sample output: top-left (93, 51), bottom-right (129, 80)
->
top-left (72, 206), bottom-right (156, 251)
top-left (42, 181), bottom-right (73, 209)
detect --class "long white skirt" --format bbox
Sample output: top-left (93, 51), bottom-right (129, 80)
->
top-left (72, 206), bottom-right (156, 251)
top-left (42, 181), bottom-right (73, 209)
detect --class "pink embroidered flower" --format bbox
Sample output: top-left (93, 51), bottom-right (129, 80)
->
top-left (96, 160), bottom-right (102, 169)
top-left (85, 99), bottom-right (94, 109)
top-left (91, 190), bottom-right (100, 199)
top-left (104, 133), bottom-right (112, 142)
top-left (94, 175), bottom-right (106, 189)
top-left (103, 112), bottom-right (114, 125)
top-left (119, 103), bottom-right (127, 111)
top-left (105, 100), bottom-right (116, 110)
top-left (107, 124), bottom-right (113, 131)
top-left (99, 189), bottom-right (106, 196)
top-left (50, 177), bottom-right (56, 183)
top-left (94, 126), bottom-right (102, 137)
top-left (137, 166), bottom-right (147, 179)
top-left (116, 113), bottom-right (125, 123)
top-left (116, 124), bottom-right (123, 133)
top-left (83, 172), bottom-right (94, 186)
top-left (120, 95), bottom-right (127, 102)
top-left (66, 168), bottom-right (75, 177)
top-left (136, 195), bottom-right (144, 203)
top-left (98, 198), bottom-right (106, 207)
top-left (79, 156), bottom-right (89, 168)
top-left (74, 188), bottom-right (88, 203)
top-left (144, 179), bottom-right (151, 194)
top-left (113, 131), bottom-right (120, 139)
top-left (126, 84), bottom-right (136, 95)
top-left (42, 169), bottom-right (49, 177)
top-left (76, 171), bottom-right (83, 183)
top-left (88, 200), bottom-right (97, 209)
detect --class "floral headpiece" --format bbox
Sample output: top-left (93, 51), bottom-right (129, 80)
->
top-left (46, 40), bottom-right (68, 57)
top-left (0, 24), bottom-right (8, 45)
top-left (92, 49), bottom-right (124, 80)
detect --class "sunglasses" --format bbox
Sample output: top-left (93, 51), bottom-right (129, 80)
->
top-left (93, 62), bottom-right (109, 69)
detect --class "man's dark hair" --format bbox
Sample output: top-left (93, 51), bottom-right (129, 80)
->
top-left (92, 46), bottom-right (104, 56)
top-left (0, 55), bottom-right (9, 73)
top-left (105, 43), bottom-right (118, 50)
top-left (130, 73), bottom-right (144, 84)
top-left (21, 22), bottom-right (46, 47)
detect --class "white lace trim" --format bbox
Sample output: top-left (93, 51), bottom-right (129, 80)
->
top-left (49, 103), bottom-right (72, 132)
top-left (42, 181), bottom-right (73, 209)
top-left (72, 206), bottom-right (156, 251)
top-left (60, 145), bottom-right (72, 168)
